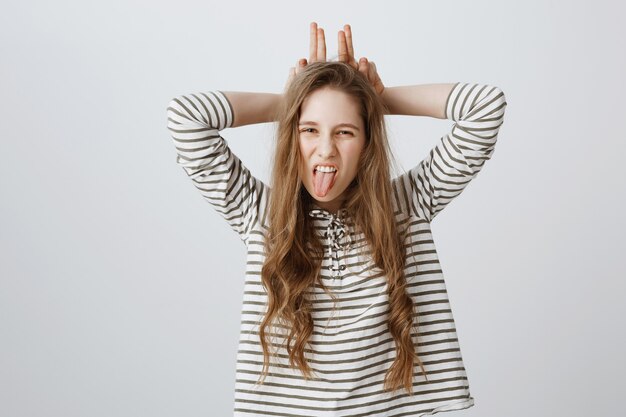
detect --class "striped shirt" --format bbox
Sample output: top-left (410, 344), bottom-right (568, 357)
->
top-left (166, 82), bottom-right (507, 417)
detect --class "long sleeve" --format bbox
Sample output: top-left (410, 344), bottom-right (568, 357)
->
top-left (392, 82), bottom-right (508, 222)
top-left (166, 90), bottom-right (268, 244)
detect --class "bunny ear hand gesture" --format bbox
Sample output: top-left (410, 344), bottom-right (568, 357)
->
top-left (285, 22), bottom-right (385, 96)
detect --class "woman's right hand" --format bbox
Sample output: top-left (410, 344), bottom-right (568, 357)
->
top-left (284, 22), bottom-right (327, 92)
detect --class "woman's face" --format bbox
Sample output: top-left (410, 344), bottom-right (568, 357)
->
top-left (298, 87), bottom-right (366, 213)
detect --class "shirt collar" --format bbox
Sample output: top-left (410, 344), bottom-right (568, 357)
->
top-left (308, 206), bottom-right (352, 256)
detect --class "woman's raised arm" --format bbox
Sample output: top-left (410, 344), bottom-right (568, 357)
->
top-left (381, 83), bottom-right (457, 119)
top-left (166, 90), bottom-right (270, 243)
top-left (391, 82), bottom-right (507, 222)
top-left (220, 91), bottom-right (282, 128)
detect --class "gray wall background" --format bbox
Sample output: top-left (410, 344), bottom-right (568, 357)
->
top-left (1, 0), bottom-right (624, 416)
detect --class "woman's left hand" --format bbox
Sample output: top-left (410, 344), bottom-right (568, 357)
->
top-left (338, 24), bottom-right (385, 96)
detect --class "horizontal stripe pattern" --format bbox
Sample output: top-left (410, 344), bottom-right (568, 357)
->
top-left (166, 90), bottom-right (267, 244)
top-left (392, 82), bottom-right (507, 222)
top-left (166, 82), bottom-right (507, 416)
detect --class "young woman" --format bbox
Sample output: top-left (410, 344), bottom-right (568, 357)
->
top-left (166, 22), bottom-right (507, 417)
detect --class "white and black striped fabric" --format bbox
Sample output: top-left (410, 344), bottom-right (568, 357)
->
top-left (166, 82), bottom-right (507, 417)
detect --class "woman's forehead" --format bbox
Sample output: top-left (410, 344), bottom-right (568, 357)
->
top-left (300, 88), bottom-right (363, 125)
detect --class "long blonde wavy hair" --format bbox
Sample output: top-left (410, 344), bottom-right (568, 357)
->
top-left (258, 60), bottom-right (429, 395)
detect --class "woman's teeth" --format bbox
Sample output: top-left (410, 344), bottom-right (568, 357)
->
top-left (315, 166), bottom-right (337, 173)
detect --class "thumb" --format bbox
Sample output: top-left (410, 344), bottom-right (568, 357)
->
top-left (358, 57), bottom-right (368, 79)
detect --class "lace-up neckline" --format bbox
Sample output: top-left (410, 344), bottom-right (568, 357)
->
top-left (308, 206), bottom-right (353, 278)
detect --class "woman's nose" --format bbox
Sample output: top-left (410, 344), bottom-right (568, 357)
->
top-left (316, 135), bottom-right (336, 158)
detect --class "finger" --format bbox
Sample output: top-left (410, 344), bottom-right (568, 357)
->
top-left (296, 58), bottom-right (307, 74)
top-left (368, 60), bottom-right (378, 81)
top-left (344, 24), bottom-right (355, 64)
top-left (358, 57), bottom-right (369, 79)
top-left (368, 61), bottom-right (384, 94)
top-left (338, 30), bottom-right (348, 63)
top-left (317, 27), bottom-right (326, 61)
top-left (309, 22), bottom-right (317, 62)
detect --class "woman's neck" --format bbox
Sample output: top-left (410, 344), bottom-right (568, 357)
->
top-left (311, 199), bottom-right (345, 214)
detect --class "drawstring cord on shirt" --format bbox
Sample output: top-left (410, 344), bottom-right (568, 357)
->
top-left (308, 208), bottom-right (353, 278)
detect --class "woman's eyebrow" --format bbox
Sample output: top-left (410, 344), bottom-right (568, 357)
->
top-left (298, 121), bottom-right (360, 131)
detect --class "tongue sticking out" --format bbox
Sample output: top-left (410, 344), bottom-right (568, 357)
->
top-left (314, 170), bottom-right (336, 197)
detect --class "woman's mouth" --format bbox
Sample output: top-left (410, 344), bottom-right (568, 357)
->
top-left (313, 165), bottom-right (338, 197)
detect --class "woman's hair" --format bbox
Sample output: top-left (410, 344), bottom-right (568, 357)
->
top-left (258, 60), bottom-right (428, 395)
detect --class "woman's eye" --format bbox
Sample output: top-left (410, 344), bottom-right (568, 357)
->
top-left (299, 128), bottom-right (353, 135)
